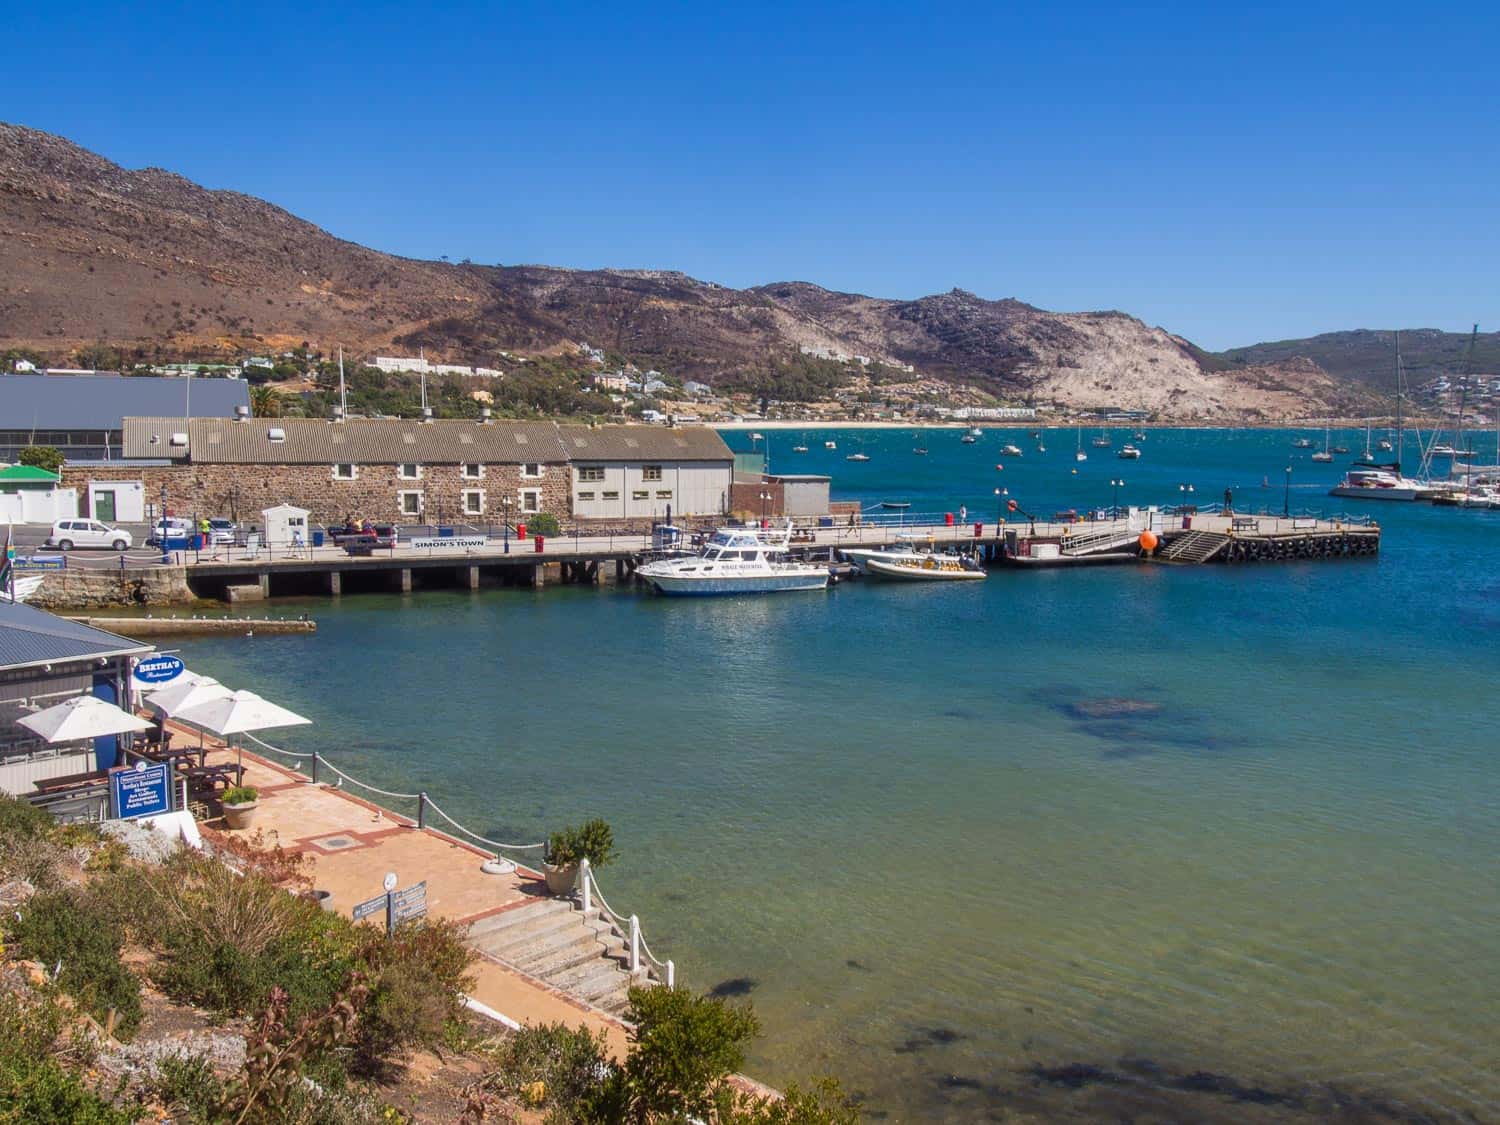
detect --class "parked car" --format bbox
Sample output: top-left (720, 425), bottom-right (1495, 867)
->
top-left (47, 519), bottom-right (133, 552)
top-left (337, 524), bottom-right (398, 554)
top-left (147, 517), bottom-right (192, 547)
top-left (207, 518), bottom-right (237, 545)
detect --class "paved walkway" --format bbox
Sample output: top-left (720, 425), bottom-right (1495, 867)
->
top-left (180, 728), bottom-right (632, 1058)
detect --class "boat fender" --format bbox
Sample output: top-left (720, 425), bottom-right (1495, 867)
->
top-left (923, 558), bottom-right (936, 569)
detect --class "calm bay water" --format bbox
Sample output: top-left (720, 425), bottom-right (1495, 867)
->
top-left (174, 427), bottom-right (1499, 1122)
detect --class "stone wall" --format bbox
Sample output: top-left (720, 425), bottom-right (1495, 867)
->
top-left (27, 565), bottom-right (193, 610)
top-left (65, 462), bottom-right (572, 527)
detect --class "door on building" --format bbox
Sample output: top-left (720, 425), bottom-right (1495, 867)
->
top-left (91, 676), bottom-right (120, 771)
top-left (94, 490), bottom-right (117, 523)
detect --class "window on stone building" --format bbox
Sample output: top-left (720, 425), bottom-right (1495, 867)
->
top-left (519, 489), bottom-right (541, 514)
top-left (642, 465), bottom-right (663, 482)
top-left (462, 489), bottom-right (485, 515)
top-left (332, 463), bottom-right (357, 480)
top-left (399, 490), bottom-right (423, 516)
top-left (461, 463), bottom-right (484, 479)
top-left (577, 466), bottom-right (604, 482)
top-left (398, 463), bottom-right (421, 480)
top-left (521, 463), bottom-right (544, 479)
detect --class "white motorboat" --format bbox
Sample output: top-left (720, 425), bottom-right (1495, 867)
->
top-left (1310, 450), bottom-right (1335, 463)
top-left (865, 555), bottom-right (987, 581)
top-left (1075, 426), bottom-right (1087, 462)
top-left (960, 434), bottom-right (977, 444)
top-left (840, 535), bottom-right (940, 574)
top-left (1117, 443), bottom-right (1142, 460)
top-left (846, 452), bottom-right (871, 462)
top-left (1378, 438), bottom-right (1394, 451)
top-left (999, 443), bottom-right (1023, 457)
top-left (968, 426), bottom-right (983, 437)
top-left (792, 444), bottom-right (809, 453)
top-left (1328, 468), bottom-right (1437, 501)
top-left (824, 440), bottom-right (837, 450)
top-left (637, 526), bottom-right (829, 596)
top-left (0, 573), bottom-right (45, 603)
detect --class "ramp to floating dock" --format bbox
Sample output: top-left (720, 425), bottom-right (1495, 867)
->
top-left (1159, 531), bottom-right (1230, 563)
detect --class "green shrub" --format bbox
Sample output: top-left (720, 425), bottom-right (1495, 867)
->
top-left (0, 792), bottom-right (54, 841)
top-left (478, 1021), bottom-right (611, 1114)
top-left (527, 512), bottom-right (562, 537)
top-left (147, 1051), bottom-right (224, 1123)
top-left (223, 786), bottom-right (259, 805)
top-left (349, 917), bottom-right (477, 1077)
top-left (8, 889), bottom-right (142, 1037)
top-left (16, 445), bottom-right (64, 474)
top-left (0, 991), bottom-right (135, 1124)
top-left (585, 985), bottom-right (760, 1124)
top-left (719, 1077), bottom-right (863, 1124)
top-left (546, 818), bottom-right (617, 869)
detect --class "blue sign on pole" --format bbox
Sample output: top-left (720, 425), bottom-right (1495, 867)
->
top-left (111, 761), bottom-right (171, 820)
top-left (133, 655), bottom-right (185, 684)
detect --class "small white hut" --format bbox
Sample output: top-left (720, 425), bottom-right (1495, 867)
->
top-left (260, 503), bottom-right (310, 550)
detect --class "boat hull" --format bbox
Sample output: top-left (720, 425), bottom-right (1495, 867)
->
top-left (1328, 485), bottom-right (1421, 501)
top-left (864, 559), bottom-right (985, 581)
top-left (644, 571), bottom-right (829, 596)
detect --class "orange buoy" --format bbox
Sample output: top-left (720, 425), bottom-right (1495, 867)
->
top-left (1138, 531), bottom-right (1159, 551)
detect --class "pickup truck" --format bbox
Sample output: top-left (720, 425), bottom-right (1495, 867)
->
top-left (332, 525), bottom-right (398, 554)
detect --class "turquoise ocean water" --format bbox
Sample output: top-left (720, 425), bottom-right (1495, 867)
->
top-left (173, 427), bottom-right (1499, 1122)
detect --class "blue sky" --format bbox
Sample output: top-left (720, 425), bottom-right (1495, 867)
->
top-left (6, 1), bottom-right (1497, 349)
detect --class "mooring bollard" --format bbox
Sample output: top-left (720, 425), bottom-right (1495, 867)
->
top-left (629, 914), bottom-right (641, 973)
top-left (417, 792), bottom-right (427, 829)
top-left (579, 858), bottom-right (592, 912)
top-left (666, 960), bottom-right (675, 988)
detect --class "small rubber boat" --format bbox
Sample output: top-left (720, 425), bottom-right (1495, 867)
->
top-left (825, 440), bottom-right (837, 450)
top-left (792, 444), bottom-right (809, 453)
top-left (865, 555), bottom-right (987, 581)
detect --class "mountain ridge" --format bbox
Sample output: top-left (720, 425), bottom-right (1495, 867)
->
top-left (1, 121), bottom-right (1377, 420)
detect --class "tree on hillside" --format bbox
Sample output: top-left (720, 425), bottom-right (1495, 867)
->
top-left (74, 343), bottom-right (124, 371)
top-left (17, 446), bottom-right (64, 473)
top-left (249, 385), bottom-right (282, 418)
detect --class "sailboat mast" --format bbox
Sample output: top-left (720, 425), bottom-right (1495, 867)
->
top-left (338, 346), bottom-right (347, 417)
top-left (1454, 324), bottom-right (1477, 481)
top-left (1393, 330), bottom-right (1403, 474)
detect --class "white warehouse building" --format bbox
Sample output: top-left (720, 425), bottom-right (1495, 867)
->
top-left (558, 425), bottom-right (733, 520)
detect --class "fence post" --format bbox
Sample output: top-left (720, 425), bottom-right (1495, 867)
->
top-left (310, 751), bottom-right (319, 785)
top-left (417, 792), bottom-right (427, 830)
top-left (579, 858), bottom-right (592, 913)
top-left (666, 959), bottom-right (675, 988)
top-left (629, 914), bottom-right (640, 973)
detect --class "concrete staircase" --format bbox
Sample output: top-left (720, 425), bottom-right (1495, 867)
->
top-left (1160, 530), bottom-right (1230, 563)
top-left (466, 898), bottom-right (645, 1017)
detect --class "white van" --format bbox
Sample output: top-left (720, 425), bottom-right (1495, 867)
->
top-left (47, 519), bottom-right (133, 551)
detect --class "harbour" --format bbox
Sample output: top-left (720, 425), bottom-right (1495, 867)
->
top-left (156, 427), bottom-right (1499, 1122)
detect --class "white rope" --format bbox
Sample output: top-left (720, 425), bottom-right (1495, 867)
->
top-left (243, 733), bottom-right (309, 762)
top-left (587, 869), bottom-right (667, 974)
top-left (313, 755), bottom-right (423, 800)
top-left (421, 794), bottom-right (546, 851)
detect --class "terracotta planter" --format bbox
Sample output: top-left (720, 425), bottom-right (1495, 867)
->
top-left (542, 861), bottom-right (579, 896)
top-left (222, 800), bottom-right (259, 830)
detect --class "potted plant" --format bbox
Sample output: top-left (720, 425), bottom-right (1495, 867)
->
top-left (542, 818), bottom-right (616, 896)
top-left (221, 785), bottom-right (260, 830)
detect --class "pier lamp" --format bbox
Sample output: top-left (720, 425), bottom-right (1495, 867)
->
top-left (1110, 478), bottom-right (1124, 515)
top-left (501, 496), bottom-right (513, 554)
top-left (1283, 466), bottom-right (1292, 518)
top-left (759, 490), bottom-right (772, 524)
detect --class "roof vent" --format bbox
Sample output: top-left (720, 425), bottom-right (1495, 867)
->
top-left (479, 406), bottom-right (492, 423)
top-left (169, 432), bottom-right (188, 447)
top-left (234, 404), bottom-right (250, 421)
top-left (332, 405), bottom-right (345, 423)
top-left (267, 427), bottom-right (286, 443)
top-left (421, 406), bottom-right (434, 424)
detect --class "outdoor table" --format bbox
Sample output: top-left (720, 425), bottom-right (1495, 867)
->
top-left (137, 744), bottom-right (205, 771)
top-left (184, 763), bottom-right (243, 790)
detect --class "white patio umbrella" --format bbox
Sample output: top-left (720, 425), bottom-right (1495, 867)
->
top-left (16, 695), bottom-right (153, 743)
top-left (145, 675), bottom-right (231, 718)
top-left (175, 690), bottom-right (311, 776)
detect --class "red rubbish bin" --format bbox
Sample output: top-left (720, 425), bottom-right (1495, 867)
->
top-left (1182, 515), bottom-right (1193, 530)
top-left (516, 523), bottom-right (527, 539)
top-left (973, 521), bottom-right (983, 537)
top-left (534, 535), bottom-right (545, 553)
top-left (761, 518), bottom-right (769, 529)
top-left (945, 512), bottom-right (954, 526)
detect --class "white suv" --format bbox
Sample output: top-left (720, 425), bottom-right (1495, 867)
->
top-left (47, 519), bottom-right (133, 552)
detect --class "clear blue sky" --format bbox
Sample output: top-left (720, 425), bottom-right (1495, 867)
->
top-left (7, 1), bottom-right (1497, 349)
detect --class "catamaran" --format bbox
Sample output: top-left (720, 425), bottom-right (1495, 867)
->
top-left (1329, 332), bottom-right (1440, 501)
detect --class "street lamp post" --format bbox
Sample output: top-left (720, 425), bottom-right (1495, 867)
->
top-left (1110, 478), bottom-right (1124, 516)
top-left (759, 490), bottom-right (772, 525)
top-left (502, 497), bottom-right (512, 553)
top-left (1283, 465), bottom-right (1292, 517)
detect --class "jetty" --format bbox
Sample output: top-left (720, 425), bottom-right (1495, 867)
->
top-left (165, 505), bottom-right (1377, 601)
top-left (62, 615), bottom-right (317, 637)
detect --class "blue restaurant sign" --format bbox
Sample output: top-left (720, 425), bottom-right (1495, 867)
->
top-left (133, 655), bottom-right (185, 684)
top-left (111, 761), bottom-right (171, 820)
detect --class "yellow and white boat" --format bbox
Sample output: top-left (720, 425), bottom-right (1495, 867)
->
top-left (864, 555), bottom-right (987, 581)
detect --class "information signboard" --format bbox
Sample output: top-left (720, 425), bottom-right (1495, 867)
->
top-left (110, 761), bottom-right (171, 820)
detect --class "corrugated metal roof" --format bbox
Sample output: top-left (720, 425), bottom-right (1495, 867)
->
top-left (0, 603), bottom-right (152, 671)
top-left (556, 425), bottom-right (733, 462)
top-left (123, 418), bottom-right (571, 464)
top-left (0, 374), bottom-right (249, 430)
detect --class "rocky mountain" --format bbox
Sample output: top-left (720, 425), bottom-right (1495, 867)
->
top-left (1, 122), bottom-right (1373, 420)
top-left (1219, 328), bottom-right (1500, 391)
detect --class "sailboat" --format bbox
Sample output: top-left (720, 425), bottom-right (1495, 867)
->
top-left (1330, 332), bottom-right (1441, 501)
top-left (792, 433), bottom-right (809, 453)
top-left (913, 428), bottom-right (929, 456)
top-left (1074, 425), bottom-right (1087, 462)
top-left (1036, 429), bottom-right (1047, 453)
top-left (1091, 427), bottom-right (1112, 449)
top-left (1311, 422), bottom-right (1335, 462)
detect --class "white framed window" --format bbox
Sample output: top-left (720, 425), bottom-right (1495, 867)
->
top-left (656, 490), bottom-right (673, 499)
top-left (632, 490), bottom-right (649, 501)
top-left (332, 463), bottom-right (357, 480)
top-left (577, 466), bottom-right (604, 483)
top-left (601, 490), bottom-right (620, 501)
top-left (521, 462), bottom-right (544, 479)
top-left (642, 465), bottom-right (663, 482)
top-left (519, 489), bottom-right (541, 514)
top-left (398, 463), bottom-right (421, 480)
top-left (398, 490), bottom-right (423, 516)
top-left (462, 489), bottom-right (485, 515)
top-left (461, 463), bottom-right (484, 479)
top-left (577, 491), bottom-right (596, 501)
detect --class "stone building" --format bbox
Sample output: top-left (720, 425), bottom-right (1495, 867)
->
top-left (62, 418), bottom-right (734, 527)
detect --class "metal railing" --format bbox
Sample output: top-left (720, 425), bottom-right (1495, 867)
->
top-left (578, 857), bottom-right (674, 988)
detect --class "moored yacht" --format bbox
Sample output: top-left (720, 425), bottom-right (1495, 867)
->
top-left (1328, 467), bottom-right (1439, 501)
top-left (1117, 443), bottom-right (1141, 460)
top-left (636, 526), bottom-right (829, 595)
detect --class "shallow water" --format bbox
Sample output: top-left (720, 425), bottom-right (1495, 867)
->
top-left (174, 427), bottom-right (1500, 1122)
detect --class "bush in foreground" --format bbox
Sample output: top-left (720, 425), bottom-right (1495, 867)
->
top-left (7, 888), bottom-right (142, 1037)
top-left (0, 990), bottom-right (133, 1124)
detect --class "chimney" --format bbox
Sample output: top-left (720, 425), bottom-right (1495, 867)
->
top-left (332, 404), bottom-right (345, 423)
top-left (234, 404), bottom-right (250, 422)
top-left (421, 405), bottom-right (434, 424)
top-left (479, 406), bottom-right (492, 424)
